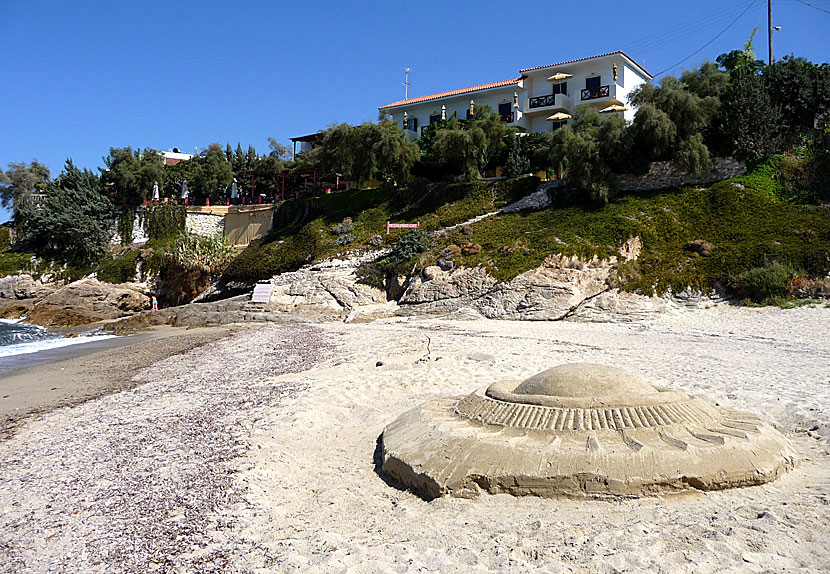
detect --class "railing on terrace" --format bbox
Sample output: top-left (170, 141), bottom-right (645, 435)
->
top-left (528, 94), bottom-right (557, 109)
top-left (499, 112), bottom-right (515, 123)
top-left (581, 85), bottom-right (610, 100)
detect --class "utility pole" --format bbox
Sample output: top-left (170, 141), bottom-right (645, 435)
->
top-left (402, 67), bottom-right (411, 100)
top-left (768, 0), bottom-right (773, 64)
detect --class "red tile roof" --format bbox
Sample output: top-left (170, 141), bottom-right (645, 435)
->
top-left (379, 77), bottom-right (523, 110)
top-left (520, 50), bottom-right (652, 78)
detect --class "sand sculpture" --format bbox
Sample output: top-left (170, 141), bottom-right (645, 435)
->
top-left (381, 364), bottom-right (798, 499)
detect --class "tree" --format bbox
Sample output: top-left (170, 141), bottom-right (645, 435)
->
top-left (16, 160), bottom-right (114, 263)
top-left (764, 56), bottom-right (830, 141)
top-left (680, 61), bottom-right (729, 101)
top-left (721, 67), bottom-right (782, 158)
top-left (192, 143), bottom-right (233, 199)
top-left (317, 121), bottom-right (417, 187)
top-left (267, 137), bottom-right (292, 161)
top-left (233, 143), bottom-right (246, 175)
top-left (629, 103), bottom-right (678, 163)
top-left (541, 109), bottom-right (618, 206)
top-left (675, 133), bottom-right (712, 174)
top-left (431, 121), bottom-right (487, 180)
top-left (101, 147), bottom-right (164, 205)
top-left (629, 75), bottom-right (718, 142)
top-left (716, 28), bottom-right (765, 75)
top-left (0, 160), bottom-right (50, 209)
top-left (502, 134), bottom-right (530, 178)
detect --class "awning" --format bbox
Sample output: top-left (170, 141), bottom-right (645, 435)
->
top-left (546, 112), bottom-right (572, 121)
top-left (599, 104), bottom-right (630, 113)
top-left (546, 73), bottom-right (573, 82)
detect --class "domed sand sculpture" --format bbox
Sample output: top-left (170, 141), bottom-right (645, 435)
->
top-left (380, 364), bottom-right (797, 499)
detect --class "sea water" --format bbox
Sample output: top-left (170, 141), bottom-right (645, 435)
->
top-left (0, 319), bottom-right (117, 374)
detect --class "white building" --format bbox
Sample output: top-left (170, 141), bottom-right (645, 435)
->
top-left (379, 51), bottom-right (651, 137)
top-left (162, 148), bottom-right (195, 166)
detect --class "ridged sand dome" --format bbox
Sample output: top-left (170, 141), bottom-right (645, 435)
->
top-left (380, 364), bottom-right (798, 499)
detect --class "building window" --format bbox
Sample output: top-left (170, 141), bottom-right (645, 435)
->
top-left (552, 82), bottom-right (568, 96)
top-left (403, 118), bottom-right (418, 131)
top-left (498, 102), bottom-right (513, 123)
top-left (586, 76), bottom-right (601, 91)
top-left (429, 114), bottom-right (442, 125)
top-left (551, 120), bottom-right (568, 131)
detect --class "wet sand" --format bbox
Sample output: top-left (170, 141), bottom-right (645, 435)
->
top-left (0, 325), bottom-right (240, 437)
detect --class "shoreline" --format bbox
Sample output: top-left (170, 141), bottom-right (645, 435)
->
top-left (0, 324), bottom-right (241, 438)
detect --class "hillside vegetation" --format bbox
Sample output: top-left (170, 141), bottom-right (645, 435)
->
top-left (220, 164), bottom-right (830, 304)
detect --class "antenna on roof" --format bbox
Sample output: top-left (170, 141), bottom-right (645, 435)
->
top-left (402, 67), bottom-right (412, 100)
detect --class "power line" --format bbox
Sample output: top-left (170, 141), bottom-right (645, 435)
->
top-left (793, 0), bottom-right (830, 14)
top-left (652, 0), bottom-right (760, 78)
top-left (624, 1), bottom-right (754, 54)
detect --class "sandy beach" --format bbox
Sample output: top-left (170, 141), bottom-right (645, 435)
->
top-left (0, 325), bottom-right (240, 438)
top-left (0, 306), bottom-right (829, 572)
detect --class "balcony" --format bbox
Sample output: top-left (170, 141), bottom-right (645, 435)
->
top-left (525, 93), bottom-right (572, 115)
top-left (581, 85), bottom-right (610, 101)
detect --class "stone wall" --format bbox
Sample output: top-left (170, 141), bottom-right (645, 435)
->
top-left (617, 158), bottom-right (746, 192)
top-left (186, 212), bottom-right (225, 238)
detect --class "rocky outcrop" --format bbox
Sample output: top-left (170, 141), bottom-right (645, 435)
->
top-left (0, 274), bottom-right (56, 301)
top-left (398, 238), bottom-right (659, 322)
top-left (106, 295), bottom-right (305, 333)
top-left (270, 271), bottom-right (386, 313)
top-left (0, 274), bottom-right (60, 320)
top-left (25, 278), bottom-right (151, 327)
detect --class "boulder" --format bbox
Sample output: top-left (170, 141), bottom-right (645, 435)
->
top-left (400, 266), bottom-right (498, 312)
top-left (270, 268), bottom-right (387, 315)
top-left (26, 278), bottom-right (151, 327)
top-left (683, 239), bottom-right (714, 257)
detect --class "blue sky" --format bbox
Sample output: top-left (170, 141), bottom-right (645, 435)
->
top-left (1, 0), bottom-right (828, 223)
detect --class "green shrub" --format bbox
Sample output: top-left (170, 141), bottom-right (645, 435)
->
top-left (117, 208), bottom-right (136, 245)
top-left (356, 229), bottom-right (431, 290)
top-left (170, 233), bottom-right (236, 274)
top-left (331, 217), bottom-right (354, 235)
top-left (144, 204), bottom-right (185, 240)
top-left (736, 261), bottom-right (792, 303)
top-left (97, 250), bottom-right (140, 284)
top-left (390, 229), bottom-right (430, 260)
top-left (0, 225), bottom-right (11, 251)
top-left (738, 157), bottom-right (784, 199)
top-left (0, 252), bottom-right (36, 277)
top-left (778, 148), bottom-right (830, 204)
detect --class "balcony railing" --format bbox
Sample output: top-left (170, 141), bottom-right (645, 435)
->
top-left (529, 94), bottom-right (557, 109)
top-left (581, 85), bottom-right (610, 100)
top-left (499, 111), bottom-right (515, 123)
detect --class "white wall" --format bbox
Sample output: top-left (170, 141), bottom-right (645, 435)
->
top-left (389, 85), bottom-right (526, 139)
